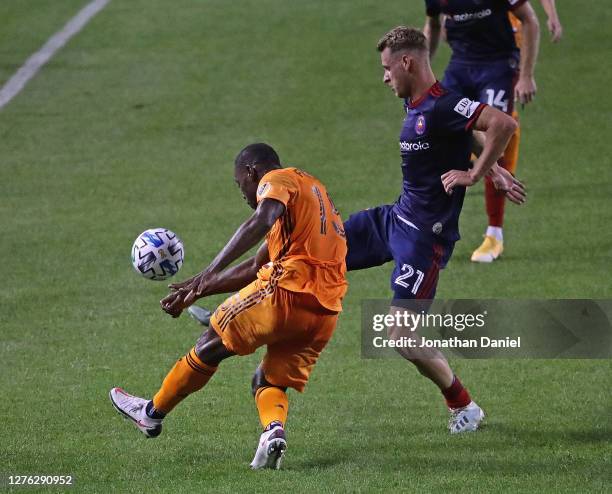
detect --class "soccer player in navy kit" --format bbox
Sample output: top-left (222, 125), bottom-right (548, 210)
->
top-left (424, 0), bottom-right (540, 263)
top-left (343, 26), bottom-right (523, 433)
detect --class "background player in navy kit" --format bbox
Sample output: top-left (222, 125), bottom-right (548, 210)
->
top-left (344, 26), bottom-right (523, 433)
top-left (424, 0), bottom-right (540, 263)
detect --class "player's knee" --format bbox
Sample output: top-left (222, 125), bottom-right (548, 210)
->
top-left (194, 328), bottom-right (233, 366)
top-left (251, 366), bottom-right (268, 396)
top-left (251, 365), bottom-right (286, 396)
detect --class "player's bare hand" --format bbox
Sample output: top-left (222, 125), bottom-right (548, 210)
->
top-left (441, 170), bottom-right (477, 195)
top-left (183, 277), bottom-right (209, 306)
top-left (488, 164), bottom-right (526, 205)
top-left (547, 17), bottom-right (563, 43)
top-left (160, 290), bottom-right (189, 318)
top-left (515, 76), bottom-right (537, 106)
top-left (168, 273), bottom-right (202, 292)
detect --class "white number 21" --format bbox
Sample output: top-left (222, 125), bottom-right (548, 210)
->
top-left (394, 264), bottom-right (425, 295)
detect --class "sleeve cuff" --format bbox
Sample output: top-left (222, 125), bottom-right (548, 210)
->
top-left (465, 103), bottom-right (487, 130)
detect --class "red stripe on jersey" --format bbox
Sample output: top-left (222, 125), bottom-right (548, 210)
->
top-left (416, 264), bottom-right (437, 299)
top-left (430, 82), bottom-right (445, 97)
top-left (465, 103), bottom-right (487, 131)
top-left (409, 81), bottom-right (445, 108)
top-left (425, 244), bottom-right (445, 297)
top-left (416, 244), bottom-right (444, 299)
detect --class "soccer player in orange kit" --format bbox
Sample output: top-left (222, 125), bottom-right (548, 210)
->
top-left (110, 143), bottom-right (347, 470)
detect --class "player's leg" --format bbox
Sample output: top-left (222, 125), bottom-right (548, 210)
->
top-left (252, 365), bottom-right (288, 430)
top-left (201, 278), bottom-right (307, 468)
top-left (249, 365), bottom-right (289, 470)
top-left (149, 327), bottom-right (233, 415)
top-left (344, 205), bottom-right (393, 271)
top-left (110, 284), bottom-right (254, 437)
top-left (472, 60), bottom-right (520, 262)
top-left (109, 326), bottom-right (233, 437)
top-left (386, 304), bottom-right (484, 433)
top-left (387, 222), bottom-right (484, 432)
top-left (248, 290), bottom-right (338, 469)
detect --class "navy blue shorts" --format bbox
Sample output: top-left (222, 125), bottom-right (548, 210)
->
top-left (442, 58), bottom-right (519, 115)
top-left (344, 205), bottom-right (454, 302)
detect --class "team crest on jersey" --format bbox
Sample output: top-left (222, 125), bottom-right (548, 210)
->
top-left (257, 182), bottom-right (271, 198)
top-left (415, 115), bottom-right (426, 135)
top-left (432, 222), bottom-right (443, 235)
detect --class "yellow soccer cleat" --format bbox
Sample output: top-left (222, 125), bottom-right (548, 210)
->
top-left (470, 235), bottom-right (503, 263)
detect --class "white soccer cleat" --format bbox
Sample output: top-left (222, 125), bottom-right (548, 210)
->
top-left (448, 401), bottom-right (485, 434)
top-left (250, 422), bottom-right (287, 470)
top-left (109, 387), bottom-right (163, 438)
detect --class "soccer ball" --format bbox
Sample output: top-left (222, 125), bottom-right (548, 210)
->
top-left (131, 228), bottom-right (184, 281)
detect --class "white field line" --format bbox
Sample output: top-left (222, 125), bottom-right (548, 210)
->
top-left (0, 0), bottom-right (111, 110)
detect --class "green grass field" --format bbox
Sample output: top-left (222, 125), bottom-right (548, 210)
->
top-left (1, 1), bottom-right (611, 492)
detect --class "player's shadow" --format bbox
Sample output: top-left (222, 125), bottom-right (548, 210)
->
top-left (489, 422), bottom-right (612, 446)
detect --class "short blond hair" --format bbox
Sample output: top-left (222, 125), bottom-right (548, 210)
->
top-left (377, 26), bottom-right (428, 53)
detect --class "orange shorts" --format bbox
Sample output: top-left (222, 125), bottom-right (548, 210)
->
top-left (210, 277), bottom-right (339, 392)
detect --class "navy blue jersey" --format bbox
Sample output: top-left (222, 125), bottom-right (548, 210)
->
top-left (393, 82), bottom-right (485, 243)
top-left (425, 0), bottom-right (526, 62)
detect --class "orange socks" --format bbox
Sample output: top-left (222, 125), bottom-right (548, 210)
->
top-left (255, 386), bottom-right (288, 429)
top-left (151, 350), bottom-right (288, 429)
top-left (152, 348), bottom-right (217, 414)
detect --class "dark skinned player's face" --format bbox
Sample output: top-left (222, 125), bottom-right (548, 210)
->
top-left (234, 165), bottom-right (259, 210)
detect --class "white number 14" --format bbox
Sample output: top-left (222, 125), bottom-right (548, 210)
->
top-left (485, 89), bottom-right (509, 113)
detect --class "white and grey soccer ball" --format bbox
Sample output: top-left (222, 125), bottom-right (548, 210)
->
top-left (131, 228), bottom-right (184, 281)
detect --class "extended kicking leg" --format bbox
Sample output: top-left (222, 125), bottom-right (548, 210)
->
top-left (109, 327), bottom-right (233, 438)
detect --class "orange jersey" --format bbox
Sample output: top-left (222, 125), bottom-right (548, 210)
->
top-left (255, 167), bottom-right (347, 312)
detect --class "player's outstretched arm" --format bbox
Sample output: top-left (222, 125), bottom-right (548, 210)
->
top-left (166, 242), bottom-right (269, 298)
top-left (513, 1), bottom-right (540, 105)
top-left (442, 106), bottom-right (517, 194)
top-left (199, 198), bottom-right (283, 276)
top-left (192, 241), bottom-right (270, 297)
top-left (161, 199), bottom-right (284, 317)
top-left (423, 14), bottom-right (442, 59)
